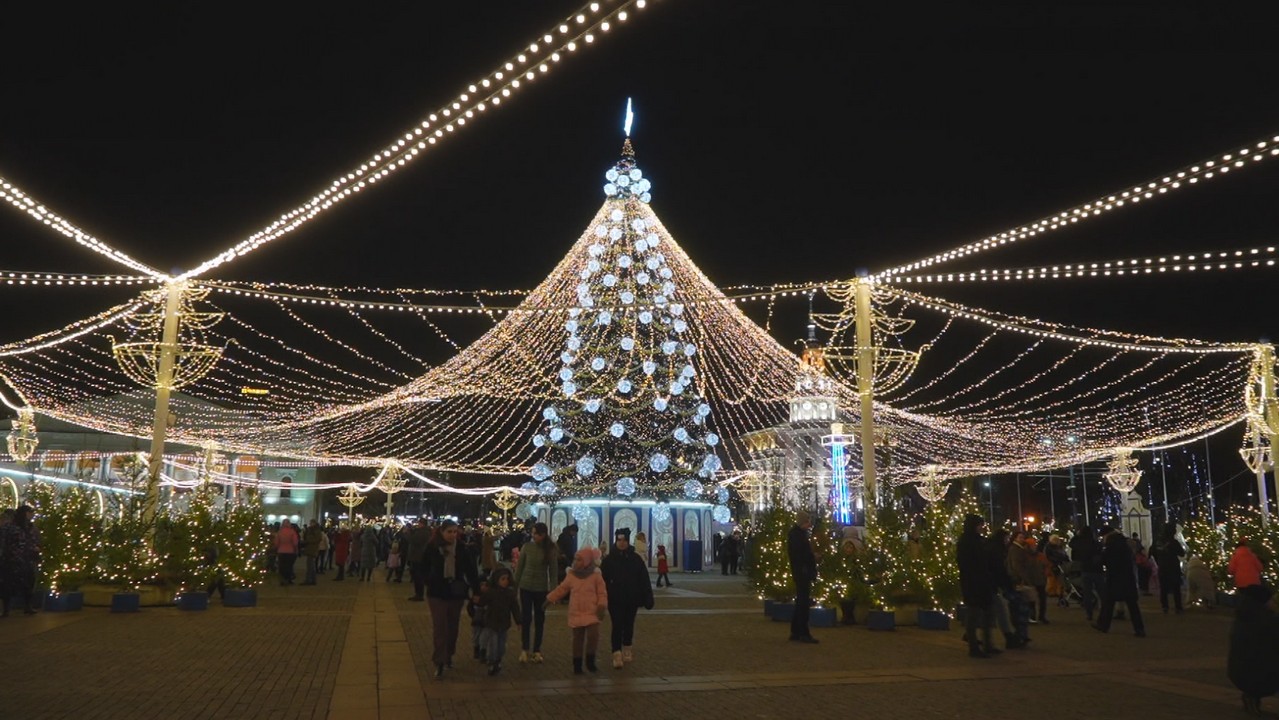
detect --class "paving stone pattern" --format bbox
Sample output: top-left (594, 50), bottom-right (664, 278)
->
top-left (0, 568), bottom-right (1254, 719)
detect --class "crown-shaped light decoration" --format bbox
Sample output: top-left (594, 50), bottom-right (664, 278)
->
top-left (6, 407), bottom-right (38, 462)
top-left (1240, 418), bottom-right (1275, 474)
top-left (915, 463), bottom-right (949, 503)
top-left (337, 483), bottom-right (366, 514)
top-left (1103, 448), bottom-right (1144, 493)
top-left (377, 462), bottom-right (407, 496)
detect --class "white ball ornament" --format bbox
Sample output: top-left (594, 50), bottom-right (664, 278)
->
top-left (538, 480), bottom-right (558, 495)
top-left (603, 274), bottom-right (617, 287)
top-left (706, 433), bottom-right (720, 446)
top-left (649, 453), bottom-right (670, 472)
top-left (621, 291), bottom-right (635, 304)
top-left (617, 477), bottom-right (637, 496)
top-left (618, 255), bottom-right (632, 268)
top-left (646, 233), bottom-right (659, 246)
top-left (662, 341), bottom-right (677, 354)
top-left (617, 174), bottom-right (630, 187)
top-left (620, 337), bottom-right (635, 351)
top-left (585, 398), bottom-right (602, 413)
top-left (591, 357), bottom-right (606, 371)
top-left (543, 407), bottom-right (559, 421)
top-left (606, 169), bottom-right (619, 182)
top-left (549, 427), bottom-right (565, 442)
top-left (559, 368), bottom-right (574, 381)
top-left (533, 434), bottom-right (546, 447)
top-left (572, 504), bottom-right (592, 521)
top-left (604, 184), bottom-right (617, 196)
top-left (629, 168), bottom-right (642, 181)
top-left (683, 479), bottom-right (704, 499)
top-left (611, 209), bottom-right (624, 222)
top-left (642, 360), bottom-right (657, 375)
top-left (716, 487), bottom-right (730, 504)
top-left (654, 397), bottom-right (668, 411)
top-left (636, 272), bottom-right (650, 285)
top-left (595, 225), bottom-right (608, 238)
top-left (640, 192), bottom-right (651, 203)
top-left (562, 381), bottom-right (577, 397)
top-left (639, 311), bottom-right (653, 324)
top-left (652, 502), bottom-right (671, 523)
top-left (712, 505), bottom-right (731, 524)
top-left (610, 422), bottom-right (625, 438)
top-left (576, 455), bottom-right (596, 477)
top-left (673, 319), bottom-right (688, 333)
top-left (631, 218), bottom-right (646, 232)
top-left (532, 462), bottom-right (553, 481)
top-left (609, 228), bottom-right (623, 241)
top-left (617, 378), bottom-right (633, 393)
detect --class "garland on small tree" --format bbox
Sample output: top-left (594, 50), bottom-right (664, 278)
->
top-left (1184, 505), bottom-right (1279, 592)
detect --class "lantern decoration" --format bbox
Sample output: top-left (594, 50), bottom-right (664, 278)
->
top-left (1103, 448), bottom-right (1144, 493)
top-left (6, 407), bottom-right (38, 463)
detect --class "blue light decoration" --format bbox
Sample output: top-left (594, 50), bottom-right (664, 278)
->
top-left (712, 505), bottom-right (731, 524)
top-left (617, 477), bottom-right (637, 496)
top-left (572, 504), bottom-right (592, 521)
top-left (716, 486), bottom-right (729, 504)
top-left (576, 455), bottom-right (596, 477)
top-left (650, 453), bottom-right (670, 472)
top-left (829, 440), bottom-right (853, 525)
top-left (531, 462), bottom-right (553, 482)
top-left (652, 502), bottom-right (671, 523)
top-left (683, 479), bottom-right (704, 499)
top-left (610, 422), bottom-right (626, 438)
top-left (537, 480), bottom-right (559, 496)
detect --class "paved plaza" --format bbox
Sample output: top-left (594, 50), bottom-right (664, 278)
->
top-left (0, 571), bottom-right (1252, 720)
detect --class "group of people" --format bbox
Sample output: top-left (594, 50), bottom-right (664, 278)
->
top-left (270, 518), bottom-right (390, 586)
top-left (415, 519), bottom-right (655, 679)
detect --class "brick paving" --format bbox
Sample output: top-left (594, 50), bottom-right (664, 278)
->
top-left (0, 568), bottom-right (1255, 719)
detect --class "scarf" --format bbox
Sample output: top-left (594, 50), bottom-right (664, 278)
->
top-left (442, 541), bottom-right (457, 579)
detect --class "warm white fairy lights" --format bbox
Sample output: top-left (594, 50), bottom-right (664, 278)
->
top-left (178, 0), bottom-right (656, 281)
top-left (0, 179), bottom-right (167, 279)
top-left (874, 133), bottom-right (1279, 281)
top-left (886, 245), bottom-right (1279, 284)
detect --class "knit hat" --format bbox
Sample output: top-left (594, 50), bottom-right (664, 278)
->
top-left (615, 527), bottom-right (632, 540)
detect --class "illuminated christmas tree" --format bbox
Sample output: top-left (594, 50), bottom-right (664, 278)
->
top-left (527, 134), bottom-right (723, 508)
top-left (219, 487), bottom-right (270, 589)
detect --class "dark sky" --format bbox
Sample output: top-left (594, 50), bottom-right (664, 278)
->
top-left (4, 3), bottom-right (1278, 521)
top-left (3, 2), bottom-right (1277, 347)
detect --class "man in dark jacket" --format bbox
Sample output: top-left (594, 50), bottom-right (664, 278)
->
top-left (787, 510), bottom-right (818, 644)
top-left (1070, 526), bottom-right (1105, 621)
top-left (1153, 523), bottom-right (1186, 614)
top-left (555, 524), bottom-right (578, 588)
top-left (1229, 585), bottom-right (1279, 714)
top-left (957, 514), bottom-right (994, 658)
top-left (1094, 528), bottom-right (1146, 637)
top-left (407, 517), bottom-right (431, 601)
top-left (600, 527), bottom-right (654, 668)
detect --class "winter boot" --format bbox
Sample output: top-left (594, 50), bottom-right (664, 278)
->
top-left (622, 645), bottom-right (633, 662)
top-left (573, 657), bottom-right (584, 675)
top-left (612, 650), bottom-right (624, 669)
top-left (585, 654), bottom-right (598, 672)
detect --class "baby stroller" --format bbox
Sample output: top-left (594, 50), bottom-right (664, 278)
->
top-left (1058, 560), bottom-right (1085, 607)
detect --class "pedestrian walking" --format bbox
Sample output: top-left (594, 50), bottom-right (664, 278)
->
top-left (600, 527), bottom-right (654, 668)
top-left (333, 524), bottom-right (351, 581)
top-left (301, 519), bottom-right (322, 585)
top-left (1070, 526), bottom-right (1105, 621)
top-left (1230, 537), bottom-right (1265, 593)
top-left (407, 517), bottom-right (430, 600)
top-left (655, 545), bottom-right (672, 587)
top-left (787, 510), bottom-right (818, 644)
top-left (513, 521), bottom-right (557, 664)
top-left (274, 520), bottom-right (300, 586)
top-left (546, 547), bottom-right (607, 674)
top-left (1093, 527), bottom-right (1146, 637)
top-left (477, 567), bottom-right (521, 676)
top-left (359, 524), bottom-right (378, 581)
top-left (425, 519), bottom-right (480, 679)
top-left (1153, 523), bottom-right (1186, 614)
top-left (1228, 585), bottom-right (1279, 715)
top-left (957, 514), bottom-right (995, 658)
top-left (1, 506), bottom-right (40, 616)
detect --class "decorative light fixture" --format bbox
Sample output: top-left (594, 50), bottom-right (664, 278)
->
top-left (1103, 448), bottom-right (1144, 493)
top-left (6, 407), bottom-right (37, 462)
top-left (914, 463), bottom-right (949, 503)
top-left (337, 483), bottom-right (366, 522)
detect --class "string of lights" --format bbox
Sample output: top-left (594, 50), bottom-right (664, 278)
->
top-left (873, 132), bottom-right (1279, 280)
top-left (884, 244), bottom-right (1279, 284)
top-left (178, 0), bottom-right (657, 281)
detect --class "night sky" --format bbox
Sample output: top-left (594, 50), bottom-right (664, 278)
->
top-left (3, 3), bottom-right (1278, 522)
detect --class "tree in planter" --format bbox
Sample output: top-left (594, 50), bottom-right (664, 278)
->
top-left (746, 503), bottom-right (795, 601)
top-left (217, 487), bottom-right (270, 589)
top-left (97, 492), bottom-right (165, 591)
top-left (28, 484), bottom-right (102, 595)
top-left (166, 480), bottom-right (221, 594)
top-left (911, 489), bottom-right (984, 612)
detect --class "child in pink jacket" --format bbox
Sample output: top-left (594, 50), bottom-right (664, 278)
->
top-left (546, 547), bottom-right (608, 674)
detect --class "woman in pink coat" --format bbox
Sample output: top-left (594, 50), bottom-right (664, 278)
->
top-left (546, 547), bottom-right (608, 674)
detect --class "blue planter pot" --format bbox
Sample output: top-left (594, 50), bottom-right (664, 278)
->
top-left (764, 598), bottom-right (777, 617)
top-left (43, 591), bottom-right (84, 612)
top-left (866, 609), bottom-right (896, 631)
top-left (111, 592), bottom-right (141, 613)
top-left (771, 602), bottom-right (795, 622)
top-left (177, 591), bottom-right (209, 611)
top-left (916, 609), bottom-right (950, 630)
top-left (811, 606), bottom-right (836, 628)
top-left (223, 588), bottom-right (257, 607)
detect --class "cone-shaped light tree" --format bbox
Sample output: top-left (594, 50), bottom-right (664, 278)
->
top-left (528, 139), bottom-right (724, 508)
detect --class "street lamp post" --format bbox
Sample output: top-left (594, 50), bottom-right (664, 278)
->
top-left (983, 479), bottom-right (994, 524)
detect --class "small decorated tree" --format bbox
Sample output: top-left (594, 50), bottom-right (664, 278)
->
top-left (218, 487), bottom-right (270, 589)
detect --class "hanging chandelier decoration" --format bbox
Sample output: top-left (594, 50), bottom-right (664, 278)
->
top-left (111, 284), bottom-right (226, 391)
top-left (337, 483), bottom-right (366, 516)
top-left (914, 463), bottom-right (949, 503)
top-left (1103, 448), bottom-right (1144, 493)
top-left (6, 407), bottom-right (38, 462)
top-left (1240, 418), bottom-right (1275, 474)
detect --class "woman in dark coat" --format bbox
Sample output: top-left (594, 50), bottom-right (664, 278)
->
top-left (956, 514), bottom-right (994, 658)
top-left (1229, 585), bottom-right (1279, 714)
top-left (1152, 524), bottom-right (1186, 614)
top-left (424, 519), bottom-right (480, 679)
top-left (600, 527), bottom-right (654, 669)
top-left (1094, 528), bottom-right (1146, 637)
top-left (0, 505), bottom-right (40, 616)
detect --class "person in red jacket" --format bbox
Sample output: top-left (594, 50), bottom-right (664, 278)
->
top-left (1230, 537), bottom-right (1265, 592)
top-left (332, 524), bottom-right (352, 581)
